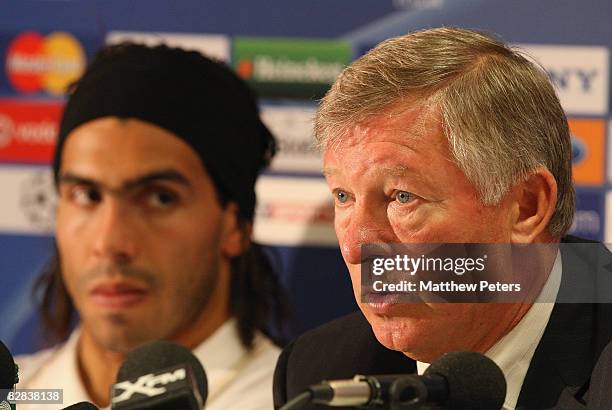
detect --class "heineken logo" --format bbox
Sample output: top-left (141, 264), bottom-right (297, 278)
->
top-left (233, 37), bottom-right (351, 99)
top-left (245, 56), bottom-right (344, 84)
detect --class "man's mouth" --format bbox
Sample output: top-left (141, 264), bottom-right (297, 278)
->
top-left (361, 289), bottom-right (402, 314)
top-left (362, 286), bottom-right (424, 313)
top-left (89, 281), bottom-right (149, 309)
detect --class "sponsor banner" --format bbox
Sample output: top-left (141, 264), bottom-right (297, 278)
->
top-left (0, 166), bottom-right (56, 235)
top-left (253, 176), bottom-right (336, 246)
top-left (0, 99), bottom-right (62, 164)
top-left (260, 104), bottom-right (322, 173)
top-left (2, 31), bottom-right (87, 97)
top-left (569, 118), bottom-right (605, 185)
top-left (106, 31), bottom-right (230, 62)
top-left (572, 190), bottom-right (604, 241)
top-left (233, 37), bottom-right (351, 99)
top-left (518, 44), bottom-right (609, 115)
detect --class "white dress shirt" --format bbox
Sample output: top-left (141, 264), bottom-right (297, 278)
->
top-left (417, 251), bottom-right (562, 410)
top-left (15, 318), bottom-right (280, 410)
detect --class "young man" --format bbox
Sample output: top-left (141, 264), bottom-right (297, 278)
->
top-left (17, 43), bottom-right (285, 410)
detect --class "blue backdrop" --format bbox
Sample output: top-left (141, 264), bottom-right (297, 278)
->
top-left (0, 0), bottom-right (610, 355)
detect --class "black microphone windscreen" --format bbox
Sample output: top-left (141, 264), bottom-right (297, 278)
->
top-left (61, 401), bottom-right (99, 409)
top-left (116, 340), bottom-right (207, 404)
top-left (425, 351), bottom-right (506, 410)
top-left (0, 340), bottom-right (16, 402)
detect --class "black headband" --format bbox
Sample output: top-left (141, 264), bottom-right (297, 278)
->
top-left (53, 43), bottom-right (276, 221)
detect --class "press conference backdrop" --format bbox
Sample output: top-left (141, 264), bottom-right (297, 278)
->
top-left (0, 0), bottom-right (610, 354)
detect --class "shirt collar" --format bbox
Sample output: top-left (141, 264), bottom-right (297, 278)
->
top-left (417, 250), bottom-right (562, 409)
top-left (190, 318), bottom-right (250, 401)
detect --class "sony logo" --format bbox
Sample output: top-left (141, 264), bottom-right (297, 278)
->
top-left (517, 44), bottom-right (609, 115)
top-left (549, 68), bottom-right (598, 92)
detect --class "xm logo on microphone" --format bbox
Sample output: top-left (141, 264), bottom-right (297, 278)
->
top-left (112, 367), bottom-right (186, 403)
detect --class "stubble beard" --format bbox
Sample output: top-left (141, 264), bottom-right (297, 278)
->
top-left (80, 256), bottom-right (221, 354)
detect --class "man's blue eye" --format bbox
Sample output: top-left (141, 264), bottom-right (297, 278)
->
top-left (337, 191), bottom-right (348, 203)
top-left (396, 191), bottom-right (414, 203)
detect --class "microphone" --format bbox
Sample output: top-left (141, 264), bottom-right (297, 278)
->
top-left (0, 340), bottom-right (17, 408)
top-left (110, 340), bottom-right (207, 410)
top-left (61, 402), bottom-right (99, 409)
top-left (421, 351), bottom-right (506, 409)
top-left (293, 351), bottom-right (505, 410)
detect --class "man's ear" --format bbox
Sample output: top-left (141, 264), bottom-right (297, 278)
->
top-left (220, 202), bottom-right (246, 258)
top-left (511, 167), bottom-right (558, 244)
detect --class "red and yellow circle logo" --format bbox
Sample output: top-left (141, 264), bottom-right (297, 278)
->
top-left (5, 31), bottom-right (85, 96)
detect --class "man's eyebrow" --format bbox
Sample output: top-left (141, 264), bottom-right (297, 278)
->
top-left (57, 170), bottom-right (192, 192)
top-left (123, 170), bottom-right (191, 190)
top-left (57, 173), bottom-right (98, 187)
top-left (322, 166), bottom-right (413, 178)
top-left (378, 166), bottom-right (411, 177)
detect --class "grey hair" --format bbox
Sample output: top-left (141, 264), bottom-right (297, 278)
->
top-left (315, 27), bottom-right (574, 236)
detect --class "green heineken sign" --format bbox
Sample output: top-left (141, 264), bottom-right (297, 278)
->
top-left (233, 37), bottom-right (352, 99)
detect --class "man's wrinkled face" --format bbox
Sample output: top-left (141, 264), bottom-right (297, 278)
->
top-left (56, 117), bottom-right (239, 352)
top-left (323, 103), bottom-right (520, 361)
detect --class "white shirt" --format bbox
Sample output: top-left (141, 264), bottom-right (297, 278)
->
top-left (15, 319), bottom-right (280, 410)
top-left (417, 251), bottom-right (562, 410)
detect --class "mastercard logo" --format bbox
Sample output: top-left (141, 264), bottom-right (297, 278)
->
top-left (5, 31), bottom-right (86, 95)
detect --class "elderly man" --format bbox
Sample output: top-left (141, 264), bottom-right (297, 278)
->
top-left (273, 27), bottom-right (612, 409)
top-left (15, 43), bottom-right (286, 410)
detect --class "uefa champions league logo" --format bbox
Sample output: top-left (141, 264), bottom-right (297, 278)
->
top-left (19, 171), bottom-right (57, 231)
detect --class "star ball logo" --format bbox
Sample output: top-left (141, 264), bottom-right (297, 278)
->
top-left (20, 171), bottom-right (57, 231)
top-left (571, 135), bottom-right (587, 165)
top-left (5, 31), bottom-right (86, 96)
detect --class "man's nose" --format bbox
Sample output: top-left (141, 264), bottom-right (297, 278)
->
top-left (339, 203), bottom-right (396, 266)
top-left (92, 199), bottom-right (138, 264)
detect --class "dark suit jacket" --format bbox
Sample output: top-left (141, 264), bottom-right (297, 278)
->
top-left (273, 237), bottom-right (612, 409)
top-left (585, 339), bottom-right (612, 408)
